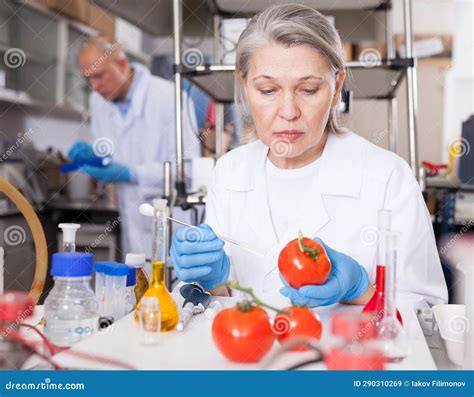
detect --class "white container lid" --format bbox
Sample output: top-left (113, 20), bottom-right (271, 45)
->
top-left (125, 253), bottom-right (146, 268)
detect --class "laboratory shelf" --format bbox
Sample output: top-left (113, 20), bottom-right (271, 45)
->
top-left (181, 60), bottom-right (409, 103)
top-left (92, 0), bottom-right (390, 36)
top-left (212, 0), bottom-right (390, 16)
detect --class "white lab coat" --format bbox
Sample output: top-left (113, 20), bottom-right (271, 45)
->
top-left (89, 63), bottom-right (200, 257)
top-left (206, 131), bottom-right (448, 308)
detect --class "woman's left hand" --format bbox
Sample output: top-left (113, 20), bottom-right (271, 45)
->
top-left (280, 238), bottom-right (369, 307)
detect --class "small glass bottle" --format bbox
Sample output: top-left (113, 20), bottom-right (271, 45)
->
top-left (44, 252), bottom-right (98, 346)
top-left (377, 232), bottom-right (409, 362)
top-left (134, 199), bottom-right (179, 332)
top-left (125, 253), bottom-right (149, 305)
top-left (363, 210), bottom-right (403, 325)
top-left (138, 297), bottom-right (161, 345)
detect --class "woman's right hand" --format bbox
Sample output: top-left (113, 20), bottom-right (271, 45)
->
top-left (170, 224), bottom-right (230, 290)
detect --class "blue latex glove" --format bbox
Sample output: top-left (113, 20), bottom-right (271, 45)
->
top-left (280, 238), bottom-right (369, 307)
top-left (170, 224), bottom-right (230, 290)
top-left (68, 141), bottom-right (97, 162)
top-left (79, 163), bottom-right (134, 183)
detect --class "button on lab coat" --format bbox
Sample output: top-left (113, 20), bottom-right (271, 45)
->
top-left (206, 131), bottom-right (448, 308)
top-left (89, 63), bottom-right (200, 256)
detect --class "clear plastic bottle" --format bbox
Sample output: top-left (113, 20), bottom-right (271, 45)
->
top-left (44, 252), bottom-right (98, 347)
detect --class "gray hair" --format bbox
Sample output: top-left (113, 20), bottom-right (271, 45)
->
top-left (235, 3), bottom-right (346, 141)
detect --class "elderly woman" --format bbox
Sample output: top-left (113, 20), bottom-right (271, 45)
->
top-left (170, 4), bottom-right (447, 308)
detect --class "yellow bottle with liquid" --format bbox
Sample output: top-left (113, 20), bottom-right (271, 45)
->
top-left (134, 260), bottom-right (179, 331)
top-left (134, 199), bottom-right (179, 332)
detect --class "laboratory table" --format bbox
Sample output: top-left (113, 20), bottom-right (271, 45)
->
top-left (21, 294), bottom-right (456, 371)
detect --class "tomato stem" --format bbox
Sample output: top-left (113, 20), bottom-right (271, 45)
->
top-left (227, 280), bottom-right (289, 314)
top-left (297, 230), bottom-right (319, 260)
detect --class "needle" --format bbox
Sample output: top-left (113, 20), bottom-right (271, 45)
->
top-left (139, 203), bottom-right (264, 258)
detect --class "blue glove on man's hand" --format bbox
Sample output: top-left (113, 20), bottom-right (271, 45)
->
top-left (170, 224), bottom-right (230, 290)
top-left (68, 141), bottom-right (97, 162)
top-left (280, 238), bottom-right (369, 307)
top-left (79, 163), bottom-right (135, 183)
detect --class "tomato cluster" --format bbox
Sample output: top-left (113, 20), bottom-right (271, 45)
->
top-left (212, 303), bottom-right (322, 363)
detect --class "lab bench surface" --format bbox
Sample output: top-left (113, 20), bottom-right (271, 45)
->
top-left (23, 295), bottom-right (446, 371)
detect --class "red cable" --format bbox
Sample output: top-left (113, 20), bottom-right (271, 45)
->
top-left (18, 322), bottom-right (137, 370)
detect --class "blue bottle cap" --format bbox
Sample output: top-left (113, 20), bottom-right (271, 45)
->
top-left (51, 252), bottom-right (93, 277)
top-left (94, 261), bottom-right (110, 274)
top-left (126, 265), bottom-right (136, 287)
top-left (102, 262), bottom-right (129, 277)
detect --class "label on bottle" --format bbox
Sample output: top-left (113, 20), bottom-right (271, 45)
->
top-left (45, 317), bottom-right (99, 345)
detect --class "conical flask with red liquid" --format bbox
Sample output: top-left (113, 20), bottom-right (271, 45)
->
top-left (362, 210), bottom-right (402, 324)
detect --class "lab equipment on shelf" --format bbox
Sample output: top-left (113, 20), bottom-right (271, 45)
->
top-left (44, 252), bottom-right (98, 347)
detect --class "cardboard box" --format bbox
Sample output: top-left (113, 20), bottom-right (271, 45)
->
top-left (87, 3), bottom-right (115, 38)
top-left (34, 0), bottom-right (115, 38)
top-left (395, 33), bottom-right (452, 58)
top-left (34, 0), bottom-right (90, 25)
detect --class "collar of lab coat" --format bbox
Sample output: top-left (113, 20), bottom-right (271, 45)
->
top-left (228, 131), bottom-right (363, 198)
top-left (125, 62), bottom-right (150, 119)
top-left (106, 63), bottom-right (150, 124)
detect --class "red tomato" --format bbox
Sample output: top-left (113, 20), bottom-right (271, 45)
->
top-left (212, 305), bottom-right (275, 363)
top-left (278, 236), bottom-right (331, 288)
top-left (273, 306), bottom-right (322, 351)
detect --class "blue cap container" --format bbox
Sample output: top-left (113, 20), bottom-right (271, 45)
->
top-left (102, 262), bottom-right (129, 277)
top-left (95, 261), bottom-right (111, 274)
top-left (51, 252), bottom-right (93, 277)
